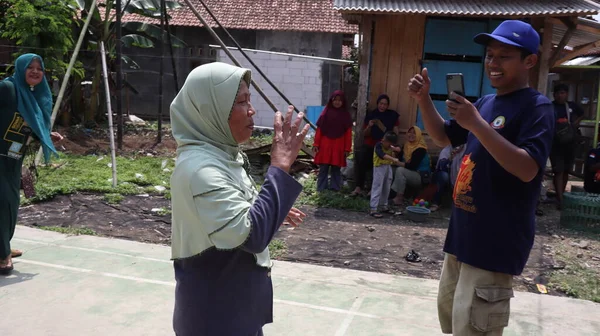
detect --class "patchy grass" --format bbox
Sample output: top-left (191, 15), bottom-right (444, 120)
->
top-left (548, 232), bottom-right (600, 303)
top-left (39, 226), bottom-right (97, 236)
top-left (22, 154), bottom-right (174, 205)
top-left (269, 239), bottom-right (287, 259)
top-left (295, 174), bottom-right (368, 212)
top-left (155, 207), bottom-right (172, 216)
top-left (103, 193), bottom-right (124, 204)
top-left (248, 134), bottom-right (273, 147)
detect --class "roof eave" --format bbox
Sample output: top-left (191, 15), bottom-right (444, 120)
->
top-left (335, 9), bottom-right (600, 18)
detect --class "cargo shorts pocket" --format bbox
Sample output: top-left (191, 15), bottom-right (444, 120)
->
top-left (469, 286), bottom-right (514, 332)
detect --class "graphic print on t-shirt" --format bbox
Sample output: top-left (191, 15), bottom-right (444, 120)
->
top-left (453, 153), bottom-right (477, 213)
top-left (2, 112), bottom-right (31, 160)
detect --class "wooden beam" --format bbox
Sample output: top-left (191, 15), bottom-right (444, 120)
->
top-left (548, 23), bottom-right (576, 68)
top-left (549, 17), bottom-right (600, 36)
top-left (554, 40), bottom-right (600, 67)
top-left (353, 15), bottom-right (373, 158)
top-left (537, 19), bottom-right (553, 95)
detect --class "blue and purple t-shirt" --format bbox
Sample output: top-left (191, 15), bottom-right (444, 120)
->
top-left (444, 87), bottom-right (555, 275)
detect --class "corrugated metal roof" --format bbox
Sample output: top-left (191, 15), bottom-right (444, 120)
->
top-left (553, 18), bottom-right (600, 60)
top-left (333, 0), bottom-right (600, 17)
top-left (562, 55), bottom-right (600, 65)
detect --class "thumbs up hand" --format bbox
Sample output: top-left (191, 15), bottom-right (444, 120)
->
top-left (408, 68), bottom-right (431, 102)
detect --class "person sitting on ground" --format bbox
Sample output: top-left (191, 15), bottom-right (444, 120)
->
top-left (584, 142), bottom-right (600, 194)
top-left (430, 144), bottom-right (466, 212)
top-left (1, 53), bottom-right (63, 276)
top-left (369, 131), bottom-right (402, 218)
top-left (391, 126), bottom-right (431, 206)
top-left (313, 90), bottom-right (353, 192)
top-left (169, 62), bottom-right (309, 336)
top-left (550, 83), bottom-right (584, 209)
top-left (351, 94), bottom-right (400, 197)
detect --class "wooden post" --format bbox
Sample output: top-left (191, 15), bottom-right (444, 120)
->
top-left (353, 15), bottom-right (373, 159)
top-left (537, 18), bottom-right (553, 96)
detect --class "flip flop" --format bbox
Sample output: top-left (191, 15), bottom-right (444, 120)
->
top-left (380, 207), bottom-right (395, 214)
top-left (0, 258), bottom-right (13, 275)
top-left (11, 249), bottom-right (22, 258)
top-left (369, 211), bottom-right (383, 218)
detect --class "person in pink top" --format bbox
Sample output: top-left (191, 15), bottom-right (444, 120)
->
top-left (313, 90), bottom-right (353, 192)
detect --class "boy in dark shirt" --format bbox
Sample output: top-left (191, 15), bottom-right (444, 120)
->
top-left (550, 83), bottom-right (585, 208)
top-left (407, 20), bottom-right (554, 335)
top-left (584, 143), bottom-right (600, 194)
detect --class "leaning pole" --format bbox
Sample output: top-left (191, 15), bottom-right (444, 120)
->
top-left (35, 0), bottom-right (98, 165)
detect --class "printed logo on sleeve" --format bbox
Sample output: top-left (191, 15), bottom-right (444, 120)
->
top-left (491, 116), bottom-right (506, 129)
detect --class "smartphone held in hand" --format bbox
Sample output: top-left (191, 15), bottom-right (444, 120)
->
top-left (446, 73), bottom-right (465, 103)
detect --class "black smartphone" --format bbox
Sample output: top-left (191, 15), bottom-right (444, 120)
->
top-left (446, 73), bottom-right (465, 102)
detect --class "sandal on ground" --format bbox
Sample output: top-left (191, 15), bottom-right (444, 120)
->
top-left (535, 208), bottom-right (544, 216)
top-left (0, 257), bottom-right (13, 275)
top-left (405, 250), bottom-right (422, 263)
top-left (380, 207), bottom-right (395, 214)
top-left (11, 249), bottom-right (22, 258)
top-left (369, 211), bottom-right (384, 218)
top-left (430, 204), bottom-right (439, 212)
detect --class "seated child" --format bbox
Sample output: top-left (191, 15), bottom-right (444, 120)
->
top-left (370, 131), bottom-right (402, 218)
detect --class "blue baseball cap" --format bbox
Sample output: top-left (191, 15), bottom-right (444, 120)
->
top-left (474, 20), bottom-right (540, 55)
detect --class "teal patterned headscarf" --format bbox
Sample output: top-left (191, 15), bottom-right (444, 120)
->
top-left (4, 53), bottom-right (58, 163)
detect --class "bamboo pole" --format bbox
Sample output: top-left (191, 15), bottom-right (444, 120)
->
top-left (182, 0), bottom-right (316, 157)
top-left (35, 0), bottom-right (98, 165)
top-left (100, 42), bottom-right (118, 188)
top-left (157, 0), bottom-right (165, 143)
top-left (116, 0), bottom-right (124, 149)
top-left (594, 75), bottom-right (600, 147)
top-left (196, 0), bottom-right (317, 130)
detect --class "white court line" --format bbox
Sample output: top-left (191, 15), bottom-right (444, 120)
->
top-left (14, 258), bottom-right (380, 320)
top-left (273, 298), bottom-right (377, 319)
top-left (334, 296), bottom-right (365, 336)
top-left (12, 238), bottom-right (171, 264)
top-left (16, 258), bottom-right (176, 286)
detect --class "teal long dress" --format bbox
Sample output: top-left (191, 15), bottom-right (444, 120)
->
top-left (0, 80), bottom-right (32, 259)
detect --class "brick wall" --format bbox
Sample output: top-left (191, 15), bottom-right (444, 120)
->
top-left (217, 48), bottom-right (325, 128)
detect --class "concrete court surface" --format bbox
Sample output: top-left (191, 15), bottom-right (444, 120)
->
top-left (1, 226), bottom-right (599, 336)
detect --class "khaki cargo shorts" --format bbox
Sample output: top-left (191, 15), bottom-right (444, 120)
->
top-left (437, 253), bottom-right (514, 335)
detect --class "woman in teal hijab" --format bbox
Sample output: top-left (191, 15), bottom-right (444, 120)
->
top-left (170, 62), bottom-right (309, 335)
top-left (0, 54), bottom-right (63, 274)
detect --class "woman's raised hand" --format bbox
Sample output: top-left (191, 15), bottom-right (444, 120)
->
top-left (270, 105), bottom-right (310, 173)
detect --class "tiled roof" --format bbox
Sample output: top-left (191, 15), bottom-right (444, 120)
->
top-left (333, 0), bottom-right (600, 17)
top-left (125, 0), bottom-right (357, 34)
top-left (342, 45), bottom-right (353, 59)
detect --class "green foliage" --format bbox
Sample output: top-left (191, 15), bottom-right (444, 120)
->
top-left (295, 174), bottom-right (368, 212)
top-left (550, 263), bottom-right (600, 303)
top-left (0, 0), bottom-right (83, 80)
top-left (40, 226), bottom-right (97, 236)
top-left (347, 47), bottom-right (359, 85)
top-left (103, 193), bottom-right (124, 204)
top-left (21, 154), bottom-right (175, 205)
top-left (269, 239), bottom-right (287, 259)
top-left (74, 0), bottom-right (186, 123)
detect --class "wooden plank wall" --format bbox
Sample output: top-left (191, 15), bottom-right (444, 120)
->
top-left (368, 14), bottom-right (426, 132)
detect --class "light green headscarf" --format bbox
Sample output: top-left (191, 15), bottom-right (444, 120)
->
top-left (170, 62), bottom-right (271, 267)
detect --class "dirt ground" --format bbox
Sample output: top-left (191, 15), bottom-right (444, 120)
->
top-left (18, 125), bottom-right (600, 298)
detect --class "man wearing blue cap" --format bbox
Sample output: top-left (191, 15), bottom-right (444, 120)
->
top-left (408, 20), bottom-right (555, 335)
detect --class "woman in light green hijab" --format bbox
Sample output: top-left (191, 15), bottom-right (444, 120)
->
top-left (170, 62), bottom-right (309, 336)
